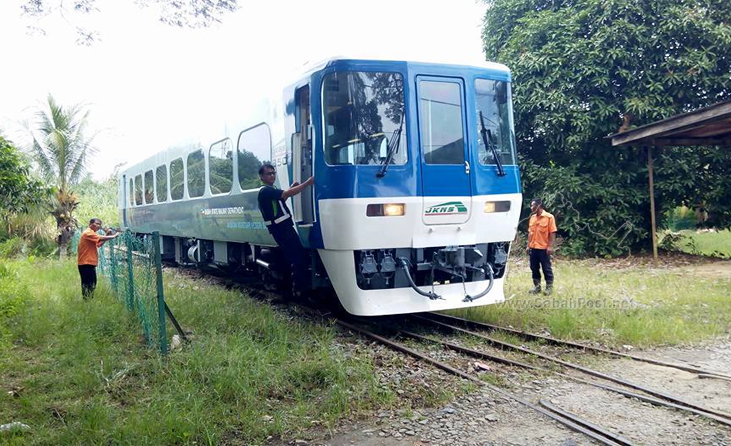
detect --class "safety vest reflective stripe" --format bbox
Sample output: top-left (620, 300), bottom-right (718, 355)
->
top-left (264, 213), bottom-right (291, 226)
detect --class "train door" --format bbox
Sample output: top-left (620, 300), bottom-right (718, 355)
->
top-left (416, 76), bottom-right (472, 224)
top-left (292, 85), bottom-right (314, 225)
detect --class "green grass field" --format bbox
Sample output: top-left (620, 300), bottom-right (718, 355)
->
top-left (454, 256), bottom-right (731, 347)
top-left (0, 259), bottom-right (408, 445)
top-left (678, 229), bottom-right (731, 258)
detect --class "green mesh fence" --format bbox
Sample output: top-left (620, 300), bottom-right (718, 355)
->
top-left (76, 230), bottom-right (168, 355)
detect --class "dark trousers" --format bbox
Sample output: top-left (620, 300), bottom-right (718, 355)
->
top-left (78, 265), bottom-right (97, 299)
top-left (529, 249), bottom-right (554, 285)
top-left (270, 225), bottom-right (309, 293)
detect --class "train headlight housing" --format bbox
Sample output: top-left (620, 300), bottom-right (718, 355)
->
top-left (367, 203), bottom-right (405, 217)
top-left (484, 201), bottom-right (511, 213)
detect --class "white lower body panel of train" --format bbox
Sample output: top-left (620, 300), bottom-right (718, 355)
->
top-left (317, 193), bottom-right (521, 316)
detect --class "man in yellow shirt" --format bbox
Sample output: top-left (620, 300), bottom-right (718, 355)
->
top-left (526, 198), bottom-right (557, 295)
top-left (77, 218), bottom-right (120, 299)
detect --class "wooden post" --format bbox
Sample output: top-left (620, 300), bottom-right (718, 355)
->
top-left (647, 146), bottom-right (658, 262)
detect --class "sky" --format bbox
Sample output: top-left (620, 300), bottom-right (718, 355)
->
top-left (0, 0), bottom-right (488, 181)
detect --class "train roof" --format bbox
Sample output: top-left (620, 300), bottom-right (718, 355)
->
top-left (289, 54), bottom-right (510, 83)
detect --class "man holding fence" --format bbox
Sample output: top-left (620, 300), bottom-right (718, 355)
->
top-left (77, 218), bottom-right (121, 300)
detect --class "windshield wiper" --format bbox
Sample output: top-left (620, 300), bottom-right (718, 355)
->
top-left (376, 116), bottom-right (404, 178)
top-left (479, 111), bottom-right (506, 177)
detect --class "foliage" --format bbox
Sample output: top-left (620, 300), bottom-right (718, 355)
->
top-left (664, 206), bottom-right (697, 231)
top-left (0, 263), bottom-right (28, 345)
top-left (26, 94), bottom-right (97, 255)
top-left (21, 0), bottom-right (238, 45)
top-left (0, 136), bottom-right (47, 217)
top-left (484, 0), bottom-right (731, 255)
top-left (76, 174), bottom-right (121, 228)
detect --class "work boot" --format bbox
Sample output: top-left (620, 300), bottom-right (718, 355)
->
top-left (544, 283), bottom-right (553, 296)
top-left (528, 282), bottom-right (542, 294)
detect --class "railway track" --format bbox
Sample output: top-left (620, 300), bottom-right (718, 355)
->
top-left (167, 267), bottom-right (730, 444)
top-left (335, 313), bottom-right (731, 445)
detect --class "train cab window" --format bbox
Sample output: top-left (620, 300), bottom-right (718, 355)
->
top-left (475, 79), bottom-right (516, 166)
top-left (144, 170), bottom-right (154, 204)
top-left (237, 124), bottom-right (270, 190)
top-left (156, 165), bottom-right (168, 202)
top-left (323, 71), bottom-right (406, 166)
top-left (170, 158), bottom-right (184, 200)
top-left (419, 81), bottom-right (465, 165)
top-left (187, 149), bottom-right (205, 198)
top-left (129, 179), bottom-right (134, 207)
top-left (209, 138), bottom-right (233, 194)
top-left (134, 174), bottom-right (143, 205)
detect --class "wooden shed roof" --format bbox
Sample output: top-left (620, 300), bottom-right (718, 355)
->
top-left (609, 99), bottom-right (731, 147)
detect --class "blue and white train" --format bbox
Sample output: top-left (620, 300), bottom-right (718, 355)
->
top-left (118, 57), bottom-right (522, 316)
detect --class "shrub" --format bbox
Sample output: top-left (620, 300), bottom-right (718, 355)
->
top-left (0, 237), bottom-right (27, 258)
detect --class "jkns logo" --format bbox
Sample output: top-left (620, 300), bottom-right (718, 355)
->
top-left (425, 201), bottom-right (468, 216)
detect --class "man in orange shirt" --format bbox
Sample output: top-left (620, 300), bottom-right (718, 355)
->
top-left (77, 218), bottom-right (121, 299)
top-left (527, 198), bottom-right (557, 295)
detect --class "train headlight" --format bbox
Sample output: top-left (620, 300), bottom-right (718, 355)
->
top-left (484, 201), bottom-right (511, 213)
top-left (367, 203), bottom-right (405, 217)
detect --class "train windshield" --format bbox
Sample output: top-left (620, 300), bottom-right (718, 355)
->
top-left (475, 79), bottom-right (516, 166)
top-left (322, 71), bottom-right (406, 166)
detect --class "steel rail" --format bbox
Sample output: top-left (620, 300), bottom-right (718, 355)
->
top-left (539, 400), bottom-right (635, 446)
top-left (400, 330), bottom-right (731, 428)
top-left (415, 315), bottom-right (731, 422)
top-left (698, 374), bottom-right (731, 382)
top-left (425, 312), bottom-right (731, 379)
top-left (336, 319), bottom-right (629, 446)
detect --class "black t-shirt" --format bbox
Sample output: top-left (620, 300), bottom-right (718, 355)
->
top-left (258, 185), bottom-right (292, 228)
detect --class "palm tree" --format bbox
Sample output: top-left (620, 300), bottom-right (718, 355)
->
top-left (27, 94), bottom-right (97, 257)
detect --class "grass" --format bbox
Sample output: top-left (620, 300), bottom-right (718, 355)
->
top-left (453, 256), bottom-right (731, 348)
top-left (677, 229), bottom-right (731, 258)
top-left (0, 259), bottom-right (401, 446)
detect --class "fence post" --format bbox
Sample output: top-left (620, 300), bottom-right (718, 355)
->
top-left (125, 231), bottom-right (135, 312)
top-left (152, 232), bottom-right (167, 356)
top-left (109, 237), bottom-right (118, 296)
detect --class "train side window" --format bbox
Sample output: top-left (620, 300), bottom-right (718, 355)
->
top-left (187, 149), bottom-right (205, 198)
top-left (237, 124), bottom-right (270, 190)
top-left (419, 80), bottom-right (465, 165)
top-left (209, 138), bottom-right (233, 194)
top-left (129, 179), bottom-right (134, 207)
top-left (144, 170), bottom-right (154, 204)
top-left (170, 158), bottom-right (184, 200)
top-left (322, 71), bottom-right (406, 166)
top-left (156, 165), bottom-right (168, 202)
top-left (134, 174), bottom-right (143, 205)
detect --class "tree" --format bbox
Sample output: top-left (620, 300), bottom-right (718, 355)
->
top-left (0, 136), bottom-right (47, 219)
top-left (21, 0), bottom-right (238, 45)
top-left (26, 94), bottom-right (97, 257)
top-left (483, 0), bottom-right (731, 255)
top-left (76, 173), bottom-right (121, 229)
